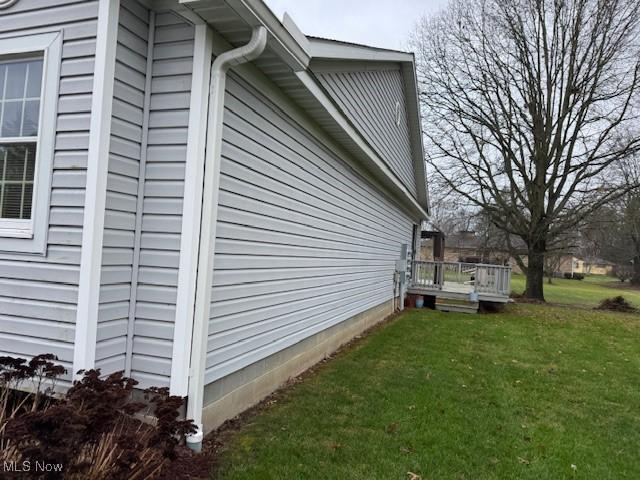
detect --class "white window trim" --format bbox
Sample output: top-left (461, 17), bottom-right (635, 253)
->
top-left (0, 31), bottom-right (61, 254)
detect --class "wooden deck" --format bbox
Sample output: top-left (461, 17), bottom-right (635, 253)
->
top-left (407, 261), bottom-right (512, 312)
top-left (407, 282), bottom-right (511, 303)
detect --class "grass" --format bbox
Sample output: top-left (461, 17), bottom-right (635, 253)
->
top-left (214, 283), bottom-right (640, 479)
top-left (511, 274), bottom-right (640, 307)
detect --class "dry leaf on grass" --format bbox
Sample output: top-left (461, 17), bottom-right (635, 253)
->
top-left (385, 422), bottom-right (399, 434)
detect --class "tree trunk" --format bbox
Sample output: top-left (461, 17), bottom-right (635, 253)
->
top-left (525, 246), bottom-right (546, 300)
top-left (632, 255), bottom-right (640, 286)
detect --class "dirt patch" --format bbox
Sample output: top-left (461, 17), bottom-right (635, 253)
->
top-left (510, 291), bottom-right (546, 304)
top-left (478, 301), bottom-right (506, 314)
top-left (595, 296), bottom-right (638, 313)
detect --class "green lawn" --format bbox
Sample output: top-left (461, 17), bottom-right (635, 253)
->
top-left (511, 274), bottom-right (640, 307)
top-left (214, 284), bottom-right (640, 479)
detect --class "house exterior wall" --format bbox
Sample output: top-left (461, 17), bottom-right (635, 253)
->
top-left (588, 264), bottom-right (613, 276)
top-left (557, 256), bottom-right (581, 275)
top-left (203, 73), bottom-right (417, 388)
top-left (130, 12), bottom-right (194, 388)
top-left (314, 66), bottom-right (416, 196)
top-left (556, 257), bottom-right (612, 276)
top-left (0, 0), bottom-right (100, 382)
top-left (95, 0), bottom-right (150, 376)
top-left (1, 2), bottom-right (424, 414)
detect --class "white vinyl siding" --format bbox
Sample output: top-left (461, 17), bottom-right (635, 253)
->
top-left (131, 12), bottom-right (194, 388)
top-left (0, 0), bottom-right (99, 382)
top-left (204, 74), bottom-right (414, 384)
top-left (315, 68), bottom-right (417, 196)
top-left (95, 0), bottom-right (150, 376)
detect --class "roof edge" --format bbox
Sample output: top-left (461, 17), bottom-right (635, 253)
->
top-left (306, 36), bottom-right (415, 63)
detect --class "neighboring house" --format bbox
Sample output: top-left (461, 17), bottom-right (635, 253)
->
top-left (585, 259), bottom-right (615, 276)
top-left (0, 0), bottom-right (428, 442)
top-left (557, 256), bottom-right (614, 276)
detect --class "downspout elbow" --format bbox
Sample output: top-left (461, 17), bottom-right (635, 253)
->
top-left (211, 26), bottom-right (267, 77)
top-left (186, 25), bottom-right (268, 453)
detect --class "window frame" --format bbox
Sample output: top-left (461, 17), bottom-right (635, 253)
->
top-left (0, 31), bottom-right (61, 253)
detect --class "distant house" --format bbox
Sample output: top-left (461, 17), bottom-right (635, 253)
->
top-left (0, 0), bottom-right (428, 441)
top-left (558, 257), bottom-right (615, 276)
top-left (585, 259), bottom-right (615, 276)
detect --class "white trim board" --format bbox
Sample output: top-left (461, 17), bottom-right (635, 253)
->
top-left (73, 0), bottom-right (120, 376)
top-left (171, 23), bottom-right (214, 397)
top-left (0, 31), bottom-right (62, 255)
top-left (307, 37), bottom-right (414, 63)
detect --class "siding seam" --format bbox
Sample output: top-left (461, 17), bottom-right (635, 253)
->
top-left (125, 10), bottom-right (155, 377)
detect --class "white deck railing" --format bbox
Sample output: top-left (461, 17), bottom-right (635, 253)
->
top-left (411, 260), bottom-right (512, 297)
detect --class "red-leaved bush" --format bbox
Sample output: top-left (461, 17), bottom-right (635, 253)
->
top-left (0, 356), bottom-right (199, 480)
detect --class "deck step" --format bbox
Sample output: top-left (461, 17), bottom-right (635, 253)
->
top-left (435, 301), bottom-right (479, 314)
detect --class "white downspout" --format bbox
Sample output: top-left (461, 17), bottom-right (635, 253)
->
top-left (186, 26), bottom-right (268, 452)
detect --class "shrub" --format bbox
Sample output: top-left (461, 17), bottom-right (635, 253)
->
top-left (0, 357), bottom-right (199, 479)
top-left (613, 264), bottom-right (634, 283)
top-left (596, 296), bottom-right (638, 313)
top-left (563, 273), bottom-right (584, 280)
top-left (0, 354), bottom-right (65, 453)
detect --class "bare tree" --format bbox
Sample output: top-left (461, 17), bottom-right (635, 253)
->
top-left (411, 0), bottom-right (640, 299)
top-left (613, 264), bottom-right (634, 282)
top-left (543, 253), bottom-right (564, 283)
top-left (580, 157), bottom-right (640, 283)
top-left (613, 156), bottom-right (640, 284)
top-left (543, 234), bottom-right (576, 283)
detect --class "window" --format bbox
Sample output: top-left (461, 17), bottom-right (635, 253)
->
top-left (0, 32), bottom-right (61, 253)
top-left (0, 57), bottom-right (42, 223)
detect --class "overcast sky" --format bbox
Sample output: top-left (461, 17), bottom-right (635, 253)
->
top-left (264, 0), bottom-right (448, 51)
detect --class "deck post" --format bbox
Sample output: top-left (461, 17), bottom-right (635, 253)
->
top-left (473, 265), bottom-right (479, 293)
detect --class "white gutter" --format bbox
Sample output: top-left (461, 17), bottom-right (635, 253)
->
top-left (186, 25), bottom-right (268, 452)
